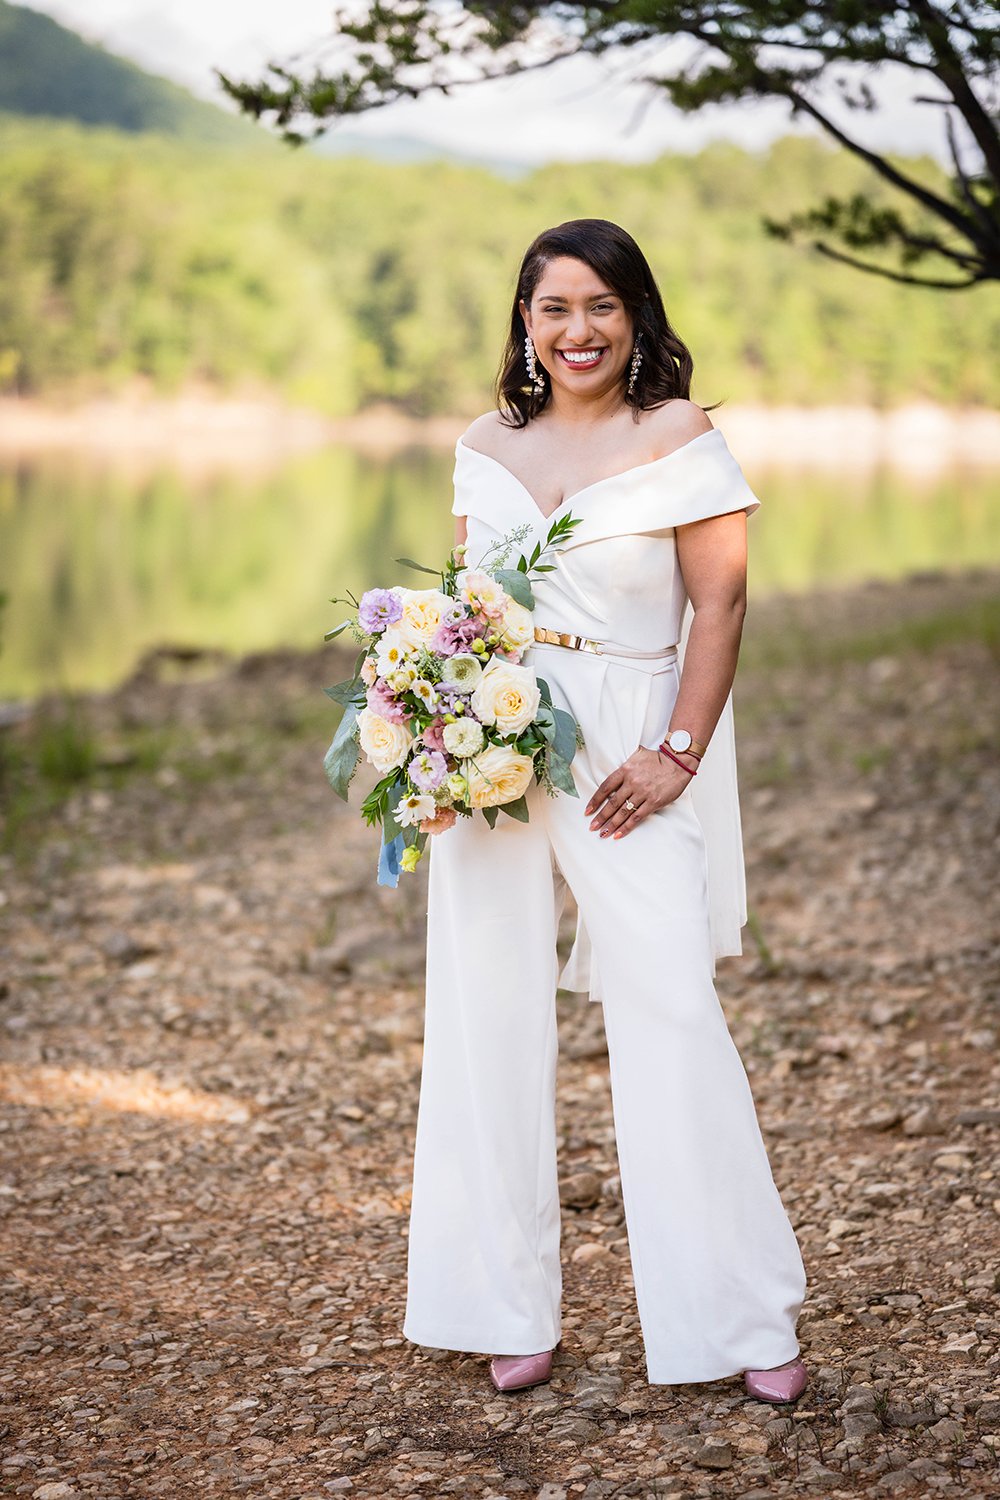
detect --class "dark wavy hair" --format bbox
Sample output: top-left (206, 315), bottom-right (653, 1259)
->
top-left (496, 218), bottom-right (717, 428)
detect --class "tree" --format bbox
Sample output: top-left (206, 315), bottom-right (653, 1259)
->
top-left (218, 2), bottom-right (999, 291)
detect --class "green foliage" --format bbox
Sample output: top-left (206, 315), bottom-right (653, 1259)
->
top-left (0, 0), bottom-right (255, 144)
top-left (0, 116), bottom-right (999, 411)
top-left (220, 1), bottom-right (999, 288)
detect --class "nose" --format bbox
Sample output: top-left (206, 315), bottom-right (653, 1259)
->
top-left (566, 308), bottom-right (594, 343)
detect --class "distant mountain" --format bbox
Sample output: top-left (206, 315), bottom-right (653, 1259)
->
top-left (0, 0), bottom-right (257, 144)
top-left (310, 127), bottom-right (531, 178)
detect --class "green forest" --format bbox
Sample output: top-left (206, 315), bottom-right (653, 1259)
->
top-left (1, 110), bottom-right (998, 417)
top-left (0, 0), bottom-right (253, 142)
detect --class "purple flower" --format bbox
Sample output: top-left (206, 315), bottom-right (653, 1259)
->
top-left (359, 587), bottom-right (403, 634)
top-left (409, 749), bottom-right (449, 791)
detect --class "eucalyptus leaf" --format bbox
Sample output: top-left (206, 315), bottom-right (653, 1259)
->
top-left (323, 619), bottom-right (352, 642)
top-left (494, 568), bottom-right (534, 609)
top-left (534, 703), bottom-right (556, 743)
top-left (546, 749), bottom-right (579, 796)
top-left (481, 805), bottom-right (499, 828)
top-left (552, 705), bottom-right (578, 763)
top-left (394, 556), bottom-right (440, 576)
top-left (382, 779), bottom-right (407, 841)
top-left (323, 703), bottom-right (360, 799)
top-left (323, 676), bottom-right (365, 706)
top-left (501, 794), bottom-right (530, 823)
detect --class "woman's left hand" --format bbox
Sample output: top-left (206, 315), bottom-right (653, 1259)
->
top-left (585, 746), bottom-right (693, 839)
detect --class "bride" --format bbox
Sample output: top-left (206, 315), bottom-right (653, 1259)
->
top-left (401, 217), bottom-right (809, 1401)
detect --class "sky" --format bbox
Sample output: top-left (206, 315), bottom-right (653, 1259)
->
top-left (10, 0), bottom-right (974, 169)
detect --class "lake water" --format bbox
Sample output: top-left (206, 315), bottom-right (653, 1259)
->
top-left (1, 444), bottom-right (998, 700)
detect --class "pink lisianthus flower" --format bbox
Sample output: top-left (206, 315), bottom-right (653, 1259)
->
top-left (366, 680), bottom-right (410, 723)
top-left (419, 805), bottom-right (458, 835)
top-left (420, 718), bottom-right (448, 752)
top-left (432, 616), bottom-right (488, 655)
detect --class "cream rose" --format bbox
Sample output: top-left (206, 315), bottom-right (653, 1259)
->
top-left (357, 706), bottom-right (412, 774)
top-left (394, 587), bottom-right (453, 648)
top-left (463, 745), bottom-right (535, 809)
top-left (469, 659), bottom-right (540, 737)
top-left (496, 598), bottom-right (535, 655)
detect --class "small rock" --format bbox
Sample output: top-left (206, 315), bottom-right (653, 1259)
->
top-left (862, 1182), bottom-right (904, 1205)
top-left (902, 1106), bottom-right (944, 1136)
top-left (693, 1439), bottom-right (733, 1469)
top-left (571, 1242), bottom-right (611, 1265)
top-left (559, 1171), bottom-right (602, 1209)
top-left (941, 1331), bottom-right (979, 1357)
top-left (956, 1107), bottom-right (1000, 1127)
top-left (843, 1412), bottom-right (880, 1440)
top-left (933, 1151), bottom-right (972, 1171)
top-left (864, 1105), bottom-right (903, 1131)
top-left (33, 1487), bottom-right (77, 1500)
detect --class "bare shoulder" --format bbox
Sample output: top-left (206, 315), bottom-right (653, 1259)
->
top-left (459, 410), bottom-right (511, 457)
top-left (638, 399), bottom-right (715, 456)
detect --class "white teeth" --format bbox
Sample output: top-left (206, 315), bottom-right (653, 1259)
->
top-left (560, 349), bottom-right (604, 364)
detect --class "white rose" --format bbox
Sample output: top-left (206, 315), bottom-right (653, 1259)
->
top-left (357, 706), bottom-right (412, 774)
top-left (463, 745), bottom-right (535, 810)
top-left (496, 598), bottom-right (535, 655)
top-left (442, 718), bottom-right (485, 757)
top-left (394, 587), bottom-right (453, 648)
top-left (469, 659), bottom-right (541, 737)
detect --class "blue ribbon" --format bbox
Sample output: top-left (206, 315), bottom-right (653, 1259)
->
top-left (377, 828), bottom-right (404, 887)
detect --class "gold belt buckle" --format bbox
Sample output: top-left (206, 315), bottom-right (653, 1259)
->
top-left (533, 626), bottom-right (602, 655)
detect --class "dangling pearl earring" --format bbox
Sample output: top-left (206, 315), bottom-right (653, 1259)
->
top-left (627, 340), bottom-right (642, 397)
top-left (524, 334), bottom-right (546, 395)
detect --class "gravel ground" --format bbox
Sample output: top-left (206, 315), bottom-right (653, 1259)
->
top-left (1, 567), bottom-right (998, 1500)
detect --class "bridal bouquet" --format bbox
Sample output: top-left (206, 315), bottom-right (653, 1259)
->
top-left (323, 514), bottom-right (583, 882)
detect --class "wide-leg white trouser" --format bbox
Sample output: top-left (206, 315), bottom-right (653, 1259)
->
top-left (401, 648), bottom-right (806, 1384)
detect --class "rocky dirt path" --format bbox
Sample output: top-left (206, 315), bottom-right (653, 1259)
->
top-left (1, 568), bottom-right (998, 1499)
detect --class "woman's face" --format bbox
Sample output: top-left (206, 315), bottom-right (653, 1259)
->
top-left (520, 255), bottom-right (633, 400)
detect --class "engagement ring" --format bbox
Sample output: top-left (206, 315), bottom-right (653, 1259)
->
top-left (624, 799), bottom-right (636, 811)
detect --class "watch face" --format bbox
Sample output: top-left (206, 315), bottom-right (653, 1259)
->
top-left (669, 729), bottom-right (693, 753)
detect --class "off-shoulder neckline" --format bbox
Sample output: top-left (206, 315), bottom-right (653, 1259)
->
top-left (455, 426), bottom-right (722, 523)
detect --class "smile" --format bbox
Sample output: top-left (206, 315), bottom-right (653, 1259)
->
top-left (555, 347), bottom-right (608, 370)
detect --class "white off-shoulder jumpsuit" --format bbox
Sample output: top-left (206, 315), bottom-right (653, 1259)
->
top-left (401, 427), bottom-right (807, 1384)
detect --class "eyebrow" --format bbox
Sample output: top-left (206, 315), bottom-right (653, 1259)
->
top-left (537, 292), bottom-right (619, 302)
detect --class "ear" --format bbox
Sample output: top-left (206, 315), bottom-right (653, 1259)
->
top-left (518, 297), bottom-right (532, 336)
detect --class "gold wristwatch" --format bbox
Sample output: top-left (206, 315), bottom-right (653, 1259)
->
top-left (659, 728), bottom-right (707, 758)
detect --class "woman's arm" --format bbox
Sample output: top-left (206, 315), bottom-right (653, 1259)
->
top-left (585, 507), bottom-right (749, 838)
top-left (666, 507), bottom-right (748, 761)
top-left (455, 515), bottom-right (468, 550)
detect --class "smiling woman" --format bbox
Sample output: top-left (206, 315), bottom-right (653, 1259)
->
top-left (496, 216), bottom-right (711, 430)
top-left (402, 217), bottom-right (810, 1405)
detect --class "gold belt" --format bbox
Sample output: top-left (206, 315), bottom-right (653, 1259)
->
top-left (532, 625), bottom-right (678, 660)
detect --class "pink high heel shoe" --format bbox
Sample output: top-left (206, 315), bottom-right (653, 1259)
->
top-left (744, 1356), bottom-right (808, 1403)
top-left (488, 1349), bottom-right (554, 1392)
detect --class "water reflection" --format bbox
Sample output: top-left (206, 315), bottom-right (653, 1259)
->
top-left (1, 444), bottom-right (997, 699)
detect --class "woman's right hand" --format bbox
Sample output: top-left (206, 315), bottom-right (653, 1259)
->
top-left (585, 746), bottom-right (694, 840)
